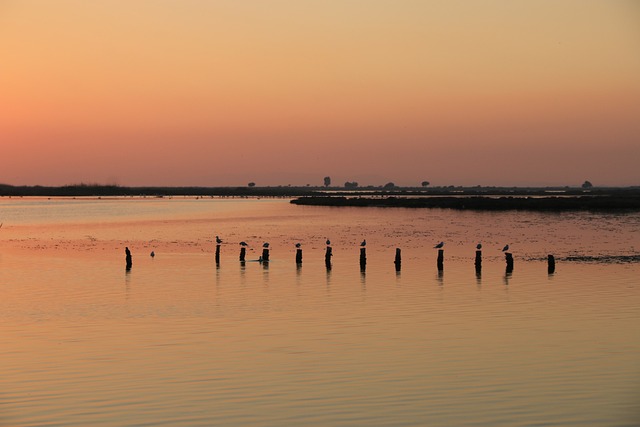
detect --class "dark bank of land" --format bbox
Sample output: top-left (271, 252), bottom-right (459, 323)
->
top-left (290, 195), bottom-right (640, 211)
top-left (1, 183), bottom-right (640, 211)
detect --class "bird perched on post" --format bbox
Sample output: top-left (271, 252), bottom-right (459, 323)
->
top-left (239, 241), bottom-right (248, 247)
top-left (434, 242), bottom-right (444, 249)
top-left (476, 243), bottom-right (482, 250)
top-left (360, 239), bottom-right (366, 247)
top-left (295, 243), bottom-right (301, 248)
top-left (326, 239), bottom-right (331, 246)
top-left (216, 236), bottom-right (223, 244)
top-left (501, 244), bottom-right (510, 252)
top-left (150, 251), bottom-right (155, 257)
top-left (263, 242), bottom-right (270, 248)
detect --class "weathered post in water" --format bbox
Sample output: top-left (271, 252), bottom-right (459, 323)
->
top-left (296, 248), bottom-right (303, 264)
top-left (394, 248), bottom-right (401, 271)
top-left (475, 250), bottom-right (482, 272)
top-left (239, 247), bottom-right (246, 262)
top-left (215, 244), bottom-right (221, 264)
top-left (260, 242), bottom-right (271, 262)
top-left (325, 246), bottom-right (332, 269)
top-left (547, 254), bottom-right (555, 274)
top-left (125, 247), bottom-right (132, 270)
top-left (360, 247), bottom-right (366, 271)
top-left (505, 252), bottom-right (514, 273)
top-left (437, 249), bottom-right (444, 271)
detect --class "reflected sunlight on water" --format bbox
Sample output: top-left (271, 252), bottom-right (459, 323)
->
top-left (1, 198), bottom-right (639, 426)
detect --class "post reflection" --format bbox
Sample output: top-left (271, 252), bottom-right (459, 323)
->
top-left (504, 267), bottom-right (513, 285)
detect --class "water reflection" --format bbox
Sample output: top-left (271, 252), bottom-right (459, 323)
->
top-left (125, 268), bottom-right (132, 299)
top-left (239, 261), bottom-right (246, 288)
top-left (504, 267), bottom-right (513, 285)
top-left (436, 270), bottom-right (444, 286)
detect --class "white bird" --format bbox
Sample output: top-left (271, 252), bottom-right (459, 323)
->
top-left (263, 242), bottom-right (270, 248)
top-left (360, 239), bottom-right (366, 247)
top-left (239, 241), bottom-right (248, 247)
top-left (216, 236), bottom-right (223, 244)
top-left (150, 251), bottom-right (155, 257)
top-left (295, 243), bottom-right (302, 248)
top-left (476, 243), bottom-right (482, 250)
top-left (326, 239), bottom-right (331, 246)
top-left (502, 244), bottom-right (510, 252)
top-left (434, 242), bottom-right (444, 249)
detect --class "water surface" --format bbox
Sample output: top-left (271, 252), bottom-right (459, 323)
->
top-left (1, 198), bottom-right (638, 426)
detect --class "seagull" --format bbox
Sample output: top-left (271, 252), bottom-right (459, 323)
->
top-left (150, 251), bottom-right (155, 257)
top-left (326, 239), bottom-right (331, 246)
top-left (476, 243), bottom-right (482, 250)
top-left (216, 236), bottom-right (223, 244)
top-left (434, 242), bottom-right (444, 249)
top-left (263, 242), bottom-right (270, 248)
top-left (239, 241), bottom-right (248, 247)
top-left (502, 244), bottom-right (510, 252)
top-left (360, 239), bottom-right (366, 247)
top-left (295, 243), bottom-right (302, 248)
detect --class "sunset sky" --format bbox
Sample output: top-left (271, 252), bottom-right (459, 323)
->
top-left (1, 1), bottom-right (639, 187)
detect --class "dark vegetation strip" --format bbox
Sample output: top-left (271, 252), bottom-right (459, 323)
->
top-left (1, 183), bottom-right (640, 204)
top-left (290, 196), bottom-right (640, 211)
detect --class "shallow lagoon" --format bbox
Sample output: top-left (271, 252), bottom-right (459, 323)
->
top-left (1, 198), bottom-right (639, 426)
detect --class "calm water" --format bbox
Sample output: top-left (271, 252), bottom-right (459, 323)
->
top-left (1, 197), bottom-right (639, 426)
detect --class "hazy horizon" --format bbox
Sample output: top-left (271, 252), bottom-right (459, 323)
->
top-left (1, 1), bottom-right (639, 188)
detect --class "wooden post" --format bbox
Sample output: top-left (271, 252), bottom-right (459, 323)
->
top-left (475, 250), bottom-right (482, 272)
top-left (394, 248), bottom-right (401, 271)
top-left (548, 254), bottom-right (555, 274)
top-left (215, 244), bottom-right (221, 264)
top-left (505, 252), bottom-right (514, 273)
top-left (325, 246), bottom-right (332, 269)
top-left (262, 248), bottom-right (270, 262)
top-left (437, 249), bottom-right (444, 271)
top-left (125, 247), bottom-right (132, 270)
top-left (239, 247), bottom-right (246, 262)
top-left (296, 248), bottom-right (303, 264)
top-left (360, 247), bottom-right (366, 271)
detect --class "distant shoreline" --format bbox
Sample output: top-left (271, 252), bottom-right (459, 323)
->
top-left (2, 184), bottom-right (640, 210)
top-left (290, 195), bottom-right (640, 211)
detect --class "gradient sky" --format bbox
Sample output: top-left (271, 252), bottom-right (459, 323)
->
top-left (1, 0), bottom-right (639, 187)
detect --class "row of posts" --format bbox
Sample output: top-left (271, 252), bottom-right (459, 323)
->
top-left (237, 246), bottom-right (555, 274)
top-left (129, 246), bottom-right (556, 274)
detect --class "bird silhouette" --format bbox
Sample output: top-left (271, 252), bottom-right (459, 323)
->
top-left (434, 242), bottom-right (444, 249)
top-left (263, 242), bottom-right (270, 248)
top-left (295, 243), bottom-right (302, 248)
top-left (502, 244), bottom-right (510, 252)
top-left (239, 241), bottom-right (248, 247)
top-left (360, 239), bottom-right (366, 247)
top-left (150, 251), bottom-right (155, 257)
top-left (216, 236), bottom-right (223, 244)
top-left (476, 243), bottom-right (482, 250)
top-left (326, 239), bottom-right (331, 245)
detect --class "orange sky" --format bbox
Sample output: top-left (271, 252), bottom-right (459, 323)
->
top-left (1, 0), bottom-right (639, 187)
